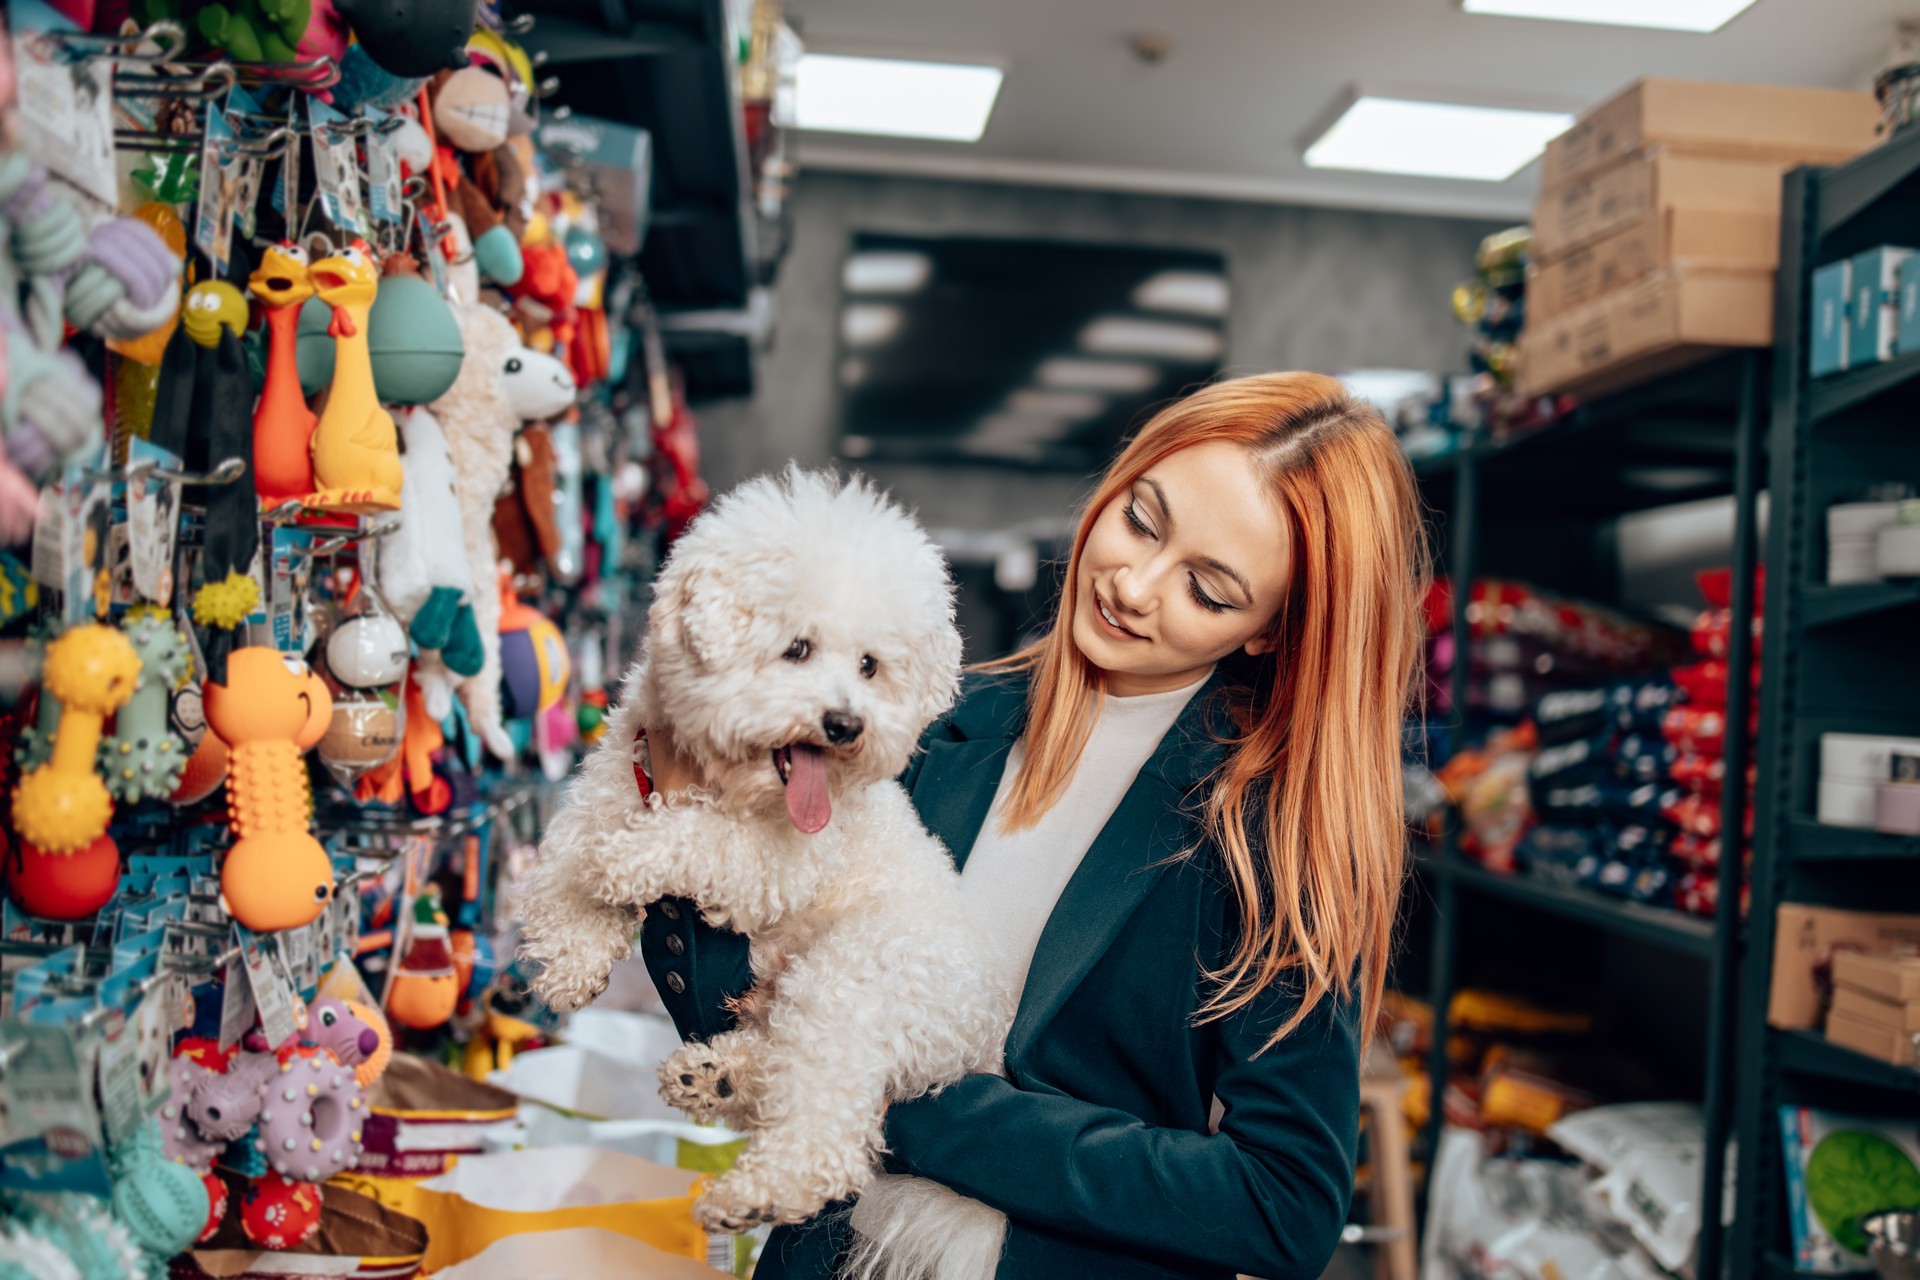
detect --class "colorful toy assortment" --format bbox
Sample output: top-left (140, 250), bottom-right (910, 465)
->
top-left (0, 1), bottom-right (747, 1269)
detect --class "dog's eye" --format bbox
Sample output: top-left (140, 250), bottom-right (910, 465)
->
top-left (860, 654), bottom-right (878, 680)
top-left (784, 638), bottom-right (811, 662)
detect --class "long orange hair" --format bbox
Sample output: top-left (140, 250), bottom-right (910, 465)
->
top-left (987, 372), bottom-right (1429, 1050)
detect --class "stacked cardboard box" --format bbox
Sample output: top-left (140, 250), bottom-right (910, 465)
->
top-left (1519, 79), bottom-right (1881, 399)
top-left (1826, 950), bottom-right (1920, 1066)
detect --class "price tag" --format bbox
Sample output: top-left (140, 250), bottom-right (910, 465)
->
top-left (135, 976), bottom-right (185, 1112)
top-left (309, 99), bottom-right (365, 235)
top-left (194, 103), bottom-right (238, 276)
top-left (218, 950), bottom-right (254, 1051)
top-left (366, 112), bottom-right (401, 225)
top-left (126, 440), bottom-right (183, 604)
top-left (240, 928), bottom-right (299, 1051)
top-left (281, 921), bottom-right (314, 995)
top-left (96, 1009), bottom-right (143, 1143)
top-left (417, 208), bottom-right (451, 297)
top-left (0, 1023), bottom-right (109, 1194)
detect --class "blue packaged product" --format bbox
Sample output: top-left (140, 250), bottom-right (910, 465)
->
top-left (1811, 259), bottom-right (1850, 376)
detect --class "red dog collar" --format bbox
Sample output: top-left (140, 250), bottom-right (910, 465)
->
top-left (633, 725), bottom-right (652, 799)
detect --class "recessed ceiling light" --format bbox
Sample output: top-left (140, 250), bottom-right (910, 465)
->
top-left (1461, 0), bottom-right (1757, 32)
top-left (796, 54), bottom-right (1004, 142)
top-left (1132, 271), bottom-right (1230, 317)
top-left (843, 251), bottom-right (933, 294)
top-left (1305, 96), bottom-right (1574, 181)
top-left (841, 304), bottom-right (903, 347)
top-left (1005, 389), bottom-right (1104, 420)
top-left (1036, 358), bottom-right (1161, 392)
top-left (1080, 317), bottom-right (1224, 362)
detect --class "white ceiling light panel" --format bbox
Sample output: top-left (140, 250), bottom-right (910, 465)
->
top-left (796, 54), bottom-right (1005, 142)
top-left (1306, 95), bottom-right (1574, 181)
top-left (1079, 317), bottom-right (1224, 362)
top-left (1036, 358), bottom-right (1161, 392)
top-left (843, 251), bottom-right (933, 294)
top-left (1132, 271), bottom-right (1230, 317)
top-left (841, 303), bottom-right (903, 347)
top-left (1461, 0), bottom-right (1758, 33)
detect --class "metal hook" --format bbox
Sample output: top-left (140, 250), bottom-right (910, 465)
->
top-left (307, 520), bottom-right (402, 557)
top-left (507, 13), bottom-right (537, 34)
top-left (536, 76), bottom-right (562, 100)
top-left (129, 456), bottom-right (248, 488)
top-left (42, 19), bottom-right (188, 63)
top-left (114, 60), bottom-right (238, 102)
top-left (233, 124), bottom-right (298, 159)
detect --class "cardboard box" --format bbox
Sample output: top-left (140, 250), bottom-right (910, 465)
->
top-left (1824, 1006), bottom-right (1918, 1066)
top-left (1811, 260), bottom-right (1852, 377)
top-left (1831, 984), bottom-right (1920, 1034)
top-left (1527, 207), bottom-right (1778, 323)
top-left (1769, 902), bottom-right (1920, 1030)
top-left (1848, 247), bottom-right (1914, 368)
top-left (1541, 78), bottom-right (1880, 190)
top-left (1833, 949), bottom-right (1920, 1003)
top-left (1900, 253), bottom-right (1920, 356)
top-left (1533, 150), bottom-right (1802, 260)
top-left (1517, 267), bottom-right (1773, 400)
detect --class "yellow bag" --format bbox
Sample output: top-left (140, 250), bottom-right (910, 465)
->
top-left (332, 1145), bottom-right (708, 1272)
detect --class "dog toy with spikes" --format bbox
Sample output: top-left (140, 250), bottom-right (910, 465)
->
top-left (101, 606), bottom-right (192, 803)
top-left (11, 624), bottom-right (142, 853)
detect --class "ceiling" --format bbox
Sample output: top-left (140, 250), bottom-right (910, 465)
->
top-left (789, 0), bottom-right (1908, 219)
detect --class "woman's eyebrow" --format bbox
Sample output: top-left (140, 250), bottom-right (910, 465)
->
top-left (1144, 475), bottom-right (1255, 605)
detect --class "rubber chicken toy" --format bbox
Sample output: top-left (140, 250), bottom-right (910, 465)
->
top-left (248, 243), bottom-right (319, 506)
top-left (306, 242), bottom-right (403, 512)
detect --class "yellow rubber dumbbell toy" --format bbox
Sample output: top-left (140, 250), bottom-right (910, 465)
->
top-left (12, 624), bottom-right (143, 853)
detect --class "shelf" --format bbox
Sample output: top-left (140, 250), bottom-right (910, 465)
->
top-left (1789, 816), bottom-right (1920, 861)
top-left (1777, 1028), bottom-right (1920, 1094)
top-left (1800, 581), bottom-right (1920, 630)
top-left (1807, 349), bottom-right (1920, 423)
top-left (1762, 1254), bottom-right (1807, 1280)
top-left (1441, 857), bottom-right (1719, 958)
top-left (1818, 122), bottom-right (1920, 240)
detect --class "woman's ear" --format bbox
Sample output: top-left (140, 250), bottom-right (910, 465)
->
top-left (1243, 635), bottom-right (1277, 657)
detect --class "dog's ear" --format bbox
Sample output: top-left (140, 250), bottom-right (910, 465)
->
top-left (651, 568), bottom-right (741, 668)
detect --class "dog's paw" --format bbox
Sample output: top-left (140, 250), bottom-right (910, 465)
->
top-left (658, 1043), bottom-right (736, 1123)
top-left (695, 1164), bottom-right (823, 1235)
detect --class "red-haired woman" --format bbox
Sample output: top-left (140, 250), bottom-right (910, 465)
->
top-left (639, 371), bottom-right (1430, 1280)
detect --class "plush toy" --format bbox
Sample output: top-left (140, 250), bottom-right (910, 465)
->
top-left (427, 304), bottom-right (573, 756)
top-left (197, 0), bottom-right (311, 63)
top-left (498, 592), bottom-right (568, 721)
top-left (11, 624), bottom-right (141, 854)
top-left (378, 406), bottom-right (484, 707)
top-left (352, 673), bottom-right (450, 815)
top-left (248, 243), bottom-right (319, 507)
top-left (107, 203), bottom-right (188, 368)
top-left (307, 241), bottom-right (403, 513)
top-left (203, 648), bottom-right (334, 932)
top-left (335, 0), bottom-right (476, 77)
top-left (100, 606), bottom-right (190, 803)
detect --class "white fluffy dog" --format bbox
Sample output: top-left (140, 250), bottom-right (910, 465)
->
top-left (517, 469), bottom-right (1013, 1244)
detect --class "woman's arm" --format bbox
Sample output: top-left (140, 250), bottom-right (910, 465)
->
top-left (883, 977), bottom-right (1361, 1280)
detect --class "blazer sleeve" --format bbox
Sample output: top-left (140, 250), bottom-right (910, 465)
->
top-left (882, 975), bottom-right (1362, 1279)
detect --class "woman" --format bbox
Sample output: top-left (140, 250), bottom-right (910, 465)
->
top-left (638, 372), bottom-right (1428, 1279)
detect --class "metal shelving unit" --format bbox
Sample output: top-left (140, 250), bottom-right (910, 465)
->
top-left (1731, 124), bottom-right (1920, 1278)
top-left (1415, 350), bottom-right (1767, 1280)
top-left (520, 0), bottom-right (763, 399)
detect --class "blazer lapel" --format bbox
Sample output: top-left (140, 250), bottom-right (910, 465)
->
top-left (1004, 671), bottom-right (1235, 1065)
top-left (910, 736), bottom-right (1012, 875)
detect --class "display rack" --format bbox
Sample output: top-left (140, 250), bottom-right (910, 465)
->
top-left (1414, 349), bottom-right (1767, 1280)
top-left (1730, 123), bottom-right (1920, 1279)
top-left (521, 0), bottom-right (762, 398)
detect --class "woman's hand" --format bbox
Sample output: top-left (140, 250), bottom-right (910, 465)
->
top-left (646, 721), bottom-right (707, 795)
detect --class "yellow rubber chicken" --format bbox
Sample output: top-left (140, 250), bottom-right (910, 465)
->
top-left (306, 241), bottom-right (403, 512)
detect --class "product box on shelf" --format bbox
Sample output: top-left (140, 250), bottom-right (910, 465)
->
top-left (1823, 1006), bottom-right (1916, 1066)
top-left (1517, 267), bottom-right (1773, 400)
top-left (1527, 207), bottom-right (1779, 323)
top-left (1532, 149), bottom-right (1804, 260)
top-left (1833, 949), bottom-right (1920, 1004)
top-left (1833, 984), bottom-right (1920, 1031)
top-left (1540, 78), bottom-right (1881, 190)
top-left (1847, 246), bottom-right (1914, 369)
top-left (1899, 253), bottom-right (1920, 358)
top-left (1769, 902), bottom-right (1920, 1030)
top-left (1827, 500), bottom-right (1903, 586)
top-left (1811, 260), bottom-right (1853, 377)
top-left (1780, 1106), bottom-right (1920, 1273)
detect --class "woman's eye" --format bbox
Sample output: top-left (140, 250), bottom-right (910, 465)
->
top-left (1122, 502), bottom-right (1153, 538)
top-left (1187, 576), bottom-right (1229, 614)
top-left (860, 654), bottom-right (878, 679)
top-left (784, 638), bottom-right (811, 662)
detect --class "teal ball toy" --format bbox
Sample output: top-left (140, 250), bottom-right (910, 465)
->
top-left (295, 278), bottom-right (466, 406)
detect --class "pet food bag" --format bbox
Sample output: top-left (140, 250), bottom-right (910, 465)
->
top-left (356, 1051), bottom-right (521, 1178)
top-left (487, 1042), bottom-right (681, 1121)
top-left (178, 1176), bottom-right (428, 1279)
top-left (434, 1226), bottom-right (732, 1279)
top-left (332, 1144), bottom-right (707, 1273)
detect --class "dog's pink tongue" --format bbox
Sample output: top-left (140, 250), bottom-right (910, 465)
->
top-left (784, 744), bottom-right (831, 834)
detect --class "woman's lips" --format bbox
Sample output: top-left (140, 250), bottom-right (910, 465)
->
top-left (1093, 589), bottom-right (1146, 641)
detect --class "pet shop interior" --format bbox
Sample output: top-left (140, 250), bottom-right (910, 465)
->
top-left (3, 0), bottom-right (1920, 1278)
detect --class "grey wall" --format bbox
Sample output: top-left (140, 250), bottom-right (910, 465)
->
top-left (698, 170), bottom-right (1507, 531)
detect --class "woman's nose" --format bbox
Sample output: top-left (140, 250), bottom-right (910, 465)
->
top-left (1113, 565), bottom-right (1153, 613)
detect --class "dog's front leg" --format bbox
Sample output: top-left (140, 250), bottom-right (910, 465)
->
top-left (659, 1023), bottom-right (769, 1129)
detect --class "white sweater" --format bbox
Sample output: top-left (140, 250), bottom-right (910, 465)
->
top-left (958, 672), bottom-right (1210, 999)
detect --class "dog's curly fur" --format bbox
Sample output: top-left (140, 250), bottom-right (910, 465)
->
top-left (517, 469), bottom-right (1014, 1252)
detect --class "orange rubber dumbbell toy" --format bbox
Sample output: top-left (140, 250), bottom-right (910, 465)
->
top-left (204, 649), bottom-right (336, 932)
top-left (11, 625), bottom-right (142, 853)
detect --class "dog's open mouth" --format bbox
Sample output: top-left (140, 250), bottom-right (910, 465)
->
top-left (773, 744), bottom-right (831, 834)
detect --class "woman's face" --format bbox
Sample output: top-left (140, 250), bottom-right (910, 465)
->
top-left (1072, 441), bottom-right (1292, 697)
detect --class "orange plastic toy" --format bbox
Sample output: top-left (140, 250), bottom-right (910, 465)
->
top-left (306, 242), bottom-right (403, 512)
top-left (203, 649), bottom-right (336, 932)
top-left (249, 243), bottom-right (320, 506)
top-left (11, 625), bottom-right (142, 854)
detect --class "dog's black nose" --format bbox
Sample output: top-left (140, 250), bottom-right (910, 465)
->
top-left (822, 709), bottom-right (864, 745)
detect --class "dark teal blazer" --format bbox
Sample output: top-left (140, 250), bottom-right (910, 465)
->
top-left (639, 670), bottom-right (1360, 1280)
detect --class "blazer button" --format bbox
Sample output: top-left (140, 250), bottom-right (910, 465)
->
top-left (665, 971), bottom-right (687, 994)
top-left (664, 934), bottom-right (686, 956)
top-left (660, 901), bottom-right (681, 920)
